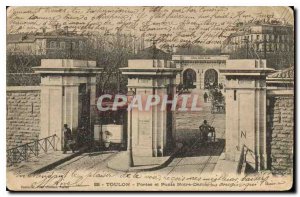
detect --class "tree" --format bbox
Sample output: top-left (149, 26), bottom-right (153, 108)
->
top-left (85, 33), bottom-right (135, 95)
top-left (6, 51), bottom-right (41, 86)
top-left (175, 44), bottom-right (221, 55)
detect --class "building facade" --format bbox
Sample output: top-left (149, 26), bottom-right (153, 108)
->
top-left (7, 27), bottom-right (88, 59)
top-left (172, 55), bottom-right (229, 89)
top-left (221, 20), bottom-right (294, 69)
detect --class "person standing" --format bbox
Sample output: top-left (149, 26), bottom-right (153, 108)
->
top-left (199, 120), bottom-right (212, 142)
top-left (203, 92), bottom-right (208, 103)
top-left (63, 124), bottom-right (74, 154)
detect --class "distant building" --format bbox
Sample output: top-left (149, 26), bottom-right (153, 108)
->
top-left (7, 26), bottom-right (88, 59)
top-left (221, 20), bottom-right (294, 69)
top-left (172, 55), bottom-right (229, 89)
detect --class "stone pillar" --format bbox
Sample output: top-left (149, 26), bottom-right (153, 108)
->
top-left (34, 59), bottom-right (102, 150)
top-left (121, 59), bottom-right (181, 157)
top-left (220, 59), bottom-right (274, 171)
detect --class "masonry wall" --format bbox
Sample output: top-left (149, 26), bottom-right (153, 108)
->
top-left (6, 86), bottom-right (41, 149)
top-left (267, 95), bottom-right (294, 175)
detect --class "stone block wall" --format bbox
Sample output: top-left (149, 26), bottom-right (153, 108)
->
top-left (6, 86), bottom-right (41, 149)
top-left (267, 95), bottom-right (294, 175)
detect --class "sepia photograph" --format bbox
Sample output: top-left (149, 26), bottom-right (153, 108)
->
top-left (5, 5), bottom-right (295, 191)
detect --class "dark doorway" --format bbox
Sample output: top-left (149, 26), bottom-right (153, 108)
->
top-left (183, 69), bottom-right (196, 89)
top-left (204, 69), bottom-right (218, 89)
top-left (78, 83), bottom-right (91, 147)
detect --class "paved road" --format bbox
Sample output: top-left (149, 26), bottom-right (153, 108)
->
top-left (49, 151), bottom-right (117, 173)
top-left (175, 89), bottom-right (225, 144)
top-left (160, 89), bottom-right (226, 175)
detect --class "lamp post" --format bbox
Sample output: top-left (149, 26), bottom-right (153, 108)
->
top-left (127, 89), bottom-right (135, 167)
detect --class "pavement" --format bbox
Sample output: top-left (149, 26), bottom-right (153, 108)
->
top-left (155, 139), bottom-right (225, 175)
top-left (107, 151), bottom-right (174, 172)
top-left (49, 151), bottom-right (118, 173)
top-left (213, 154), bottom-right (241, 174)
top-left (156, 89), bottom-right (226, 175)
top-left (7, 150), bottom-right (80, 175)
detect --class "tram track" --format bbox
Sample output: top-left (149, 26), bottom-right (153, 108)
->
top-left (53, 151), bottom-right (119, 171)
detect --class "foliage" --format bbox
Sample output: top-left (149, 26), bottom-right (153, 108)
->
top-left (175, 44), bottom-right (221, 55)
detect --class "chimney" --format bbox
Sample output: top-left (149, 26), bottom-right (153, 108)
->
top-left (64, 26), bottom-right (68, 35)
top-left (54, 24), bottom-right (59, 31)
top-left (42, 27), bottom-right (46, 35)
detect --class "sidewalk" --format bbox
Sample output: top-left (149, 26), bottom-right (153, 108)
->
top-left (213, 153), bottom-right (241, 174)
top-left (107, 147), bottom-right (181, 172)
top-left (7, 150), bottom-right (83, 175)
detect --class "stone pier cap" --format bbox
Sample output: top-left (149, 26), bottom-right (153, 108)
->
top-left (120, 59), bottom-right (182, 76)
top-left (219, 59), bottom-right (275, 76)
top-left (33, 59), bottom-right (102, 74)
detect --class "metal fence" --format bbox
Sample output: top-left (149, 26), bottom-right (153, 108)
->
top-left (6, 134), bottom-right (58, 165)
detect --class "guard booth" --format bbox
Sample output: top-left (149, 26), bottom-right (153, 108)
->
top-left (34, 59), bottom-right (102, 150)
top-left (93, 96), bottom-right (127, 150)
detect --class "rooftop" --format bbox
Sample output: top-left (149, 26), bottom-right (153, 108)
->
top-left (268, 66), bottom-right (294, 79)
top-left (7, 27), bottom-right (86, 43)
top-left (133, 44), bottom-right (171, 60)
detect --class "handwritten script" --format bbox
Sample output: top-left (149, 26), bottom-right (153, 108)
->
top-left (8, 169), bottom-right (291, 191)
top-left (7, 7), bottom-right (292, 48)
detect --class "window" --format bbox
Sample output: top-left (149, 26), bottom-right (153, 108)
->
top-left (50, 41), bottom-right (57, 48)
top-left (234, 90), bottom-right (237, 101)
top-left (60, 42), bottom-right (65, 49)
top-left (256, 43), bottom-right (259, 51)
top-left (79, 40), bottom-right (84, 50)
top-left (270, 43), bottom-right (274, 51)
top-left (71, 42), bottom-right (76, 50)
top-left (256, 35), bottom-right (260, 40)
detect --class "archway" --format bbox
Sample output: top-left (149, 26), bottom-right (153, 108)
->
top-left (183, 69), bottom-right (196, 89)
top-left (204, 69), bottom-right (218, 89)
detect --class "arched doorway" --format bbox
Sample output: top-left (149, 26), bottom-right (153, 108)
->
top-left (204, 69), bottom-right (218, 89)
top-left (183, 69), bottom-right (196, 89)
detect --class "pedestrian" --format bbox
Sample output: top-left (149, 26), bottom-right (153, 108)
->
top-left (199, 120), bottom-right (212, 142)
top-left (63, 124), bottom-right (75, 154)
top-left (219, 83), bottom-right (223, 89)
top-left (217, 91), bottom-right (223, 103)
top-left (204, 92), bottom-right (208, 103)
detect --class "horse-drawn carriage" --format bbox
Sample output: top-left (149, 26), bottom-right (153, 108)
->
top-left (209, 88), bottom-right (225, 114)
top-left (211, 100), bottom-right (225, 113)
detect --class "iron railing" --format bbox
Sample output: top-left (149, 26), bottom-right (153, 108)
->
top-left (7, 134), bottom-right (58, 165)
top-left (237, 144), bottom-right (256, 174)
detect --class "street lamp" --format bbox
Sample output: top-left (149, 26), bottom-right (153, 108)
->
top-left (127, 89), bottom-right (136, 167)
